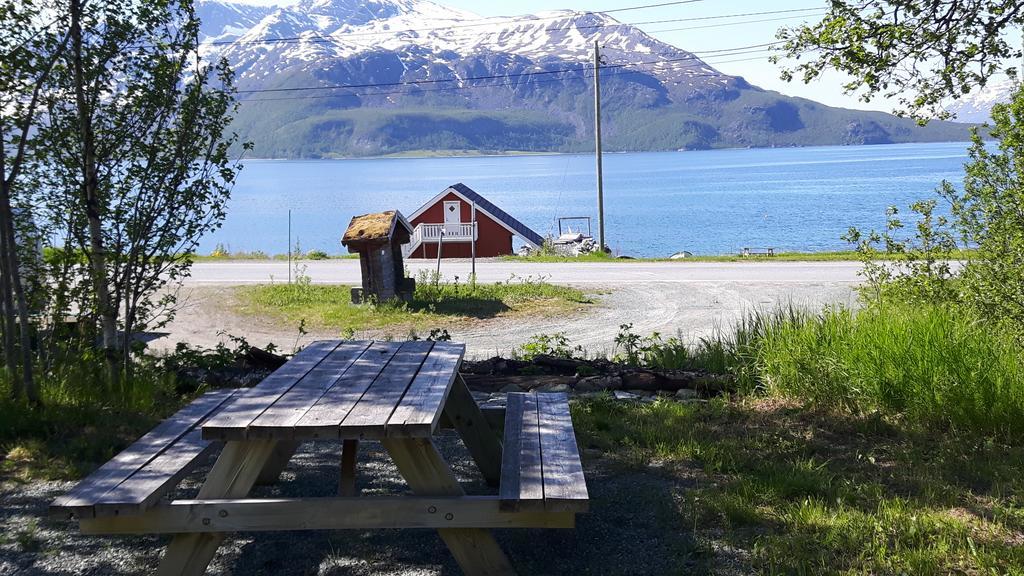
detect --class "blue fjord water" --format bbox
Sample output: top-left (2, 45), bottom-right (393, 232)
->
top-left (206, 141), bottom-right (971, 258)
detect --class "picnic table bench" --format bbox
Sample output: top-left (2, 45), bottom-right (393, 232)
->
top-left (50, 340), bottom-right (589, 576)
top-left (740, 246), bottom-right (775, 257)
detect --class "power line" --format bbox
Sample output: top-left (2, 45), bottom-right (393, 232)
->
top-left (203, 6), bottom-right (816, 49)
top-left (237, 49), bottom-right (776, 103)
top-left (234, 41), bottom-right (781, 95)
top-left (603, 0), bottom-right (704, 13)
top-left (646, 12), bottom-right (826, 34)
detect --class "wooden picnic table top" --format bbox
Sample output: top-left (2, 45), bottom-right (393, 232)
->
top-left (202, 339), bottom-right (464, 442)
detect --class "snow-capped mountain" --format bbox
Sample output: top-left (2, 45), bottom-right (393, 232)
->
top-left (946, 77), bottom-right (1016, 123)
top-left (196, 0), bottom-right (971, 157)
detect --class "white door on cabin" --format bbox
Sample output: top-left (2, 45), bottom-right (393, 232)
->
top-left (443, 201), bottom-right (461, 235)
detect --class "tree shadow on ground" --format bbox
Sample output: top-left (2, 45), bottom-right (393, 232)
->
top-left (407, 297), bottom-right (511, 319)
top-left (219, 432), bottom-right (706, 575)
top-left (14, 398), bottom-right (1023, 575)
top-left (572, 397), bottom-right (1024, 574)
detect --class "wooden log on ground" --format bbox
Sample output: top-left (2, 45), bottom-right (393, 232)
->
top-left (242, 347), bottom-right (288, 370)
top-left (650, 371), bottom-right (736, 393)
top-left (530, 355), bottom-right (590, 372)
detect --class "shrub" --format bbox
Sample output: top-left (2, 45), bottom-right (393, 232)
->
top-left (515, 333), bottom-right (583, 360)
top-left (210, 243), bottom-right (229, 258)
top-left (306, 249), bottom-right (329, 260)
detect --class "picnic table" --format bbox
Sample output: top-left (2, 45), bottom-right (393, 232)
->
top-left (50, 340), bottom-right (589, 575)
top-left (740, 246), bottom-right (775, 257)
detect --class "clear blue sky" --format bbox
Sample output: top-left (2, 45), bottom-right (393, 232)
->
top-left (238, 0), bottom-right (895, 111)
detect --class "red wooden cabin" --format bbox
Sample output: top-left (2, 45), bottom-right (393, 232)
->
top-left (405, 183), bottom-right (543, 259)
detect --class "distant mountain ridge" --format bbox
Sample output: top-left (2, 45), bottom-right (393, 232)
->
top-left (197, 0), bottom-right (973, 158)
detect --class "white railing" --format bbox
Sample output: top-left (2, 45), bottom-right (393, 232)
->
top-left (404, 223), bottom-right (477, 258)
top-left (419, 223), bottom-right (476, 241)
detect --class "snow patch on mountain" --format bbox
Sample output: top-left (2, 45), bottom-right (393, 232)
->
top-left (196, 0), bottom-right (729, 91)
top-left (946, 77), bottom-right (1016, 123)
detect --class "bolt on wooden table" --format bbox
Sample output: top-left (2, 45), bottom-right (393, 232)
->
top-left (51, 340), bottom-right (589, 576)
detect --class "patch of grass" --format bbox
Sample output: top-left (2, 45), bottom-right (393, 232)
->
top-left (234, 275), bottom-right (592, 332)
top-left (503, 251), bottom-right (619, 263)
top-left (572, 396), bottom-right (1024, 574)
top-left (0, 398), bottom-right (169, 482)
top-left (753, 302), bottom-right (1024, 438)
top-left (503, 249), bottom-right (978, 263)
top-left (0, 349), bottom-right (195, 482)
top-left (188, 252), bottom-right (357, 262)
top-left (11, 518), bottom-right (42, 553)
top-left (600, 301), bottom-right (1024, 438)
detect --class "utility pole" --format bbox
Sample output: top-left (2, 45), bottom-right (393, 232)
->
top-left (287, 209), bottom-right (292, 284)
top-left (593, 39), bottom-right (606, 251)
top-left (470, 202), bottom-right (477, 278)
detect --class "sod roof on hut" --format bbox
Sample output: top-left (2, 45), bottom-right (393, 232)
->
top-left (342, 210), bottom-right (413, 247)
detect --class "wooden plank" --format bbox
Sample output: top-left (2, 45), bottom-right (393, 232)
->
top-left (49, 388), bottom-right (237, 519)
top-left (338, 340), bottom-right (434, 438)
top-left (498, 393), bottom-right (525, 511)
top-left (537, 393), bottom-right (589, 512)
top-left (81, 496), bottom-right (575, 535)
top-left (247, 341), bottom-right (372, 438)
top-left (156, 439), bottom-right (279, 576)
top-left (202, 341), bottom-right (340, 441)
top-left (382, 438), bottom-right (516, 576)
top-left (499, 393), bottom-right (544, 511)
top-left (444, 374), bottom-right (503, 486)
top-left (91, 389), bottom-right (248, 518)
top-left (387, 341), bottom-right (464, 437)
top-left (293, 341), bottom-right (403, 438)
top-left (92, 429), bottom-right (218, 518)
top-left (339, 439), bottom-right (358, 496)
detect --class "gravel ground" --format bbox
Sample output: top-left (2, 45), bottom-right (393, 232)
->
top-left (157, 280), bottom-right (857, 359)
top-left (1, 432), bottom-right (720, 575)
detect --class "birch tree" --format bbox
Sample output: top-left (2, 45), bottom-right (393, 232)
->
top-left (0, 0), bottom-right (69, 403)
top-left (35, 0), bottom-right (245, 380)
top-left (776, 1), bottom-right (1024, 121)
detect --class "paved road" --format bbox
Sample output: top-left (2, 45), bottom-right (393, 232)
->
top-left (186, 259), bottom-right (865, 284)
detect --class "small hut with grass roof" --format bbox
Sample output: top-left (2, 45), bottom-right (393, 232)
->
top-left (341, 210), bottom-right (415, 303)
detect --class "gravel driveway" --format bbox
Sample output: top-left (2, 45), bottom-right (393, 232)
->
top-left (156, 279), bottom-right (858, 359)
top-left (1, 432), bottom-right (718, 575)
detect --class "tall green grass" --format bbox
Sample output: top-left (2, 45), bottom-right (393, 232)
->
top-left (629, 301), bottom-right (1024, 437)
top-left (0, 353), bottom-right (180, 480)
top-left (754, 302), bottom-right (1024, 437)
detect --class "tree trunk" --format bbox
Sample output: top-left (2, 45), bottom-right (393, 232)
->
top-left (0, 119), bottom-right (26, 400)
top-left (0, 183), bottom-right (38, 404)
top-left (70, 0), bottom-right (119, 383)
top-left (0, 190), bottom-right (21, 400)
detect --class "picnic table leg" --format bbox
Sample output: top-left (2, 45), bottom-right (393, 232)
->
top-left (156, 439), bottom-right (279, 576)
top-left (339, 439), bottom-right (359, 496)
top-left (382, 437), bottom-right (515, 576)
top-left (255, 440), bottom-right (300, 485)
top-left (443, 374), bottom-right (503, 486)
